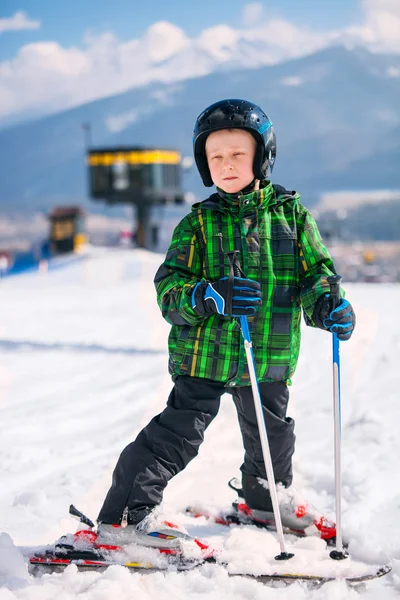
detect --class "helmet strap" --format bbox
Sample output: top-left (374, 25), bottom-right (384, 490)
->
top-left (239, 178), bottom-right (257, 194)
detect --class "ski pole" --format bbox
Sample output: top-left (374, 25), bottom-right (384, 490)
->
top-left (229, 253), bottom-right (294, 561)
top-left (326, 275), bottom-right (348, 561)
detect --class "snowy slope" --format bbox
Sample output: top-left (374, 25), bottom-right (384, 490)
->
top-left (0, 247), bottom-right (399, 599)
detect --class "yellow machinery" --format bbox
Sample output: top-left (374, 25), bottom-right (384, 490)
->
top-left (363, 249), bottom-right (376, 265)
top-left (87, 146), bottom-right (184, 249)
top-left (49, 206), bottom-right (87, 254)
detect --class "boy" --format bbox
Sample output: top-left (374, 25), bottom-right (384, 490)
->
top-left (97, 99), bottom-right (356, 549)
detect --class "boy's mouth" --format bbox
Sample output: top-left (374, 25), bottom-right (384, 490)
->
top-left (223, 177), bottom-right (238, 180)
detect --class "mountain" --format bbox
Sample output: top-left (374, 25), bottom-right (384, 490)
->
top-left (0, 46), bottom-right (399, 213)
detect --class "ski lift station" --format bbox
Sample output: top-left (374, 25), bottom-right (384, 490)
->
top-left (87, 146), bottom-right (184, 249)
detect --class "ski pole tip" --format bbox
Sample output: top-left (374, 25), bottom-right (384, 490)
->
top-left (275, 552), bottom-right (295, 561)
top-left (329, 549), bottom-right (349, 560)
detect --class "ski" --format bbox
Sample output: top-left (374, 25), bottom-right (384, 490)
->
top-left (29, 550), bottom-right (203, 574)
top-left (28, 545), bottom-right (391, 586)
top-left (28, 527), bottom-right (207, 575)
top-left (27, 503), bottom-right (392, 586)
top-left (231, 566), bottom-right (391, 585)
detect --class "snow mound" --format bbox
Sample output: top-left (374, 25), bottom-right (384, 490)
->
top-left (0, 532), bottom-right (29, 591)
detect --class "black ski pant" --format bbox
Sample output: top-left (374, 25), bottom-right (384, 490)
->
top-left (97, 375), bottom-right (295, 525)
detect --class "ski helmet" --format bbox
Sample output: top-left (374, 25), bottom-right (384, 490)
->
top-left (193, 98), bottom-right (276, 187)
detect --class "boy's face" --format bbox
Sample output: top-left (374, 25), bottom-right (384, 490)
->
top-left (205, 129), bottom-right (257, 194)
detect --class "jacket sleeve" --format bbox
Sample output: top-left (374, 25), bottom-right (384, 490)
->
top-left (298, 208), bottom-right (342, 326)
top-left (153, 214), bottom-right (206, 326)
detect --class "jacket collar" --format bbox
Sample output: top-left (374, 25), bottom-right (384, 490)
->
top-left (191, 181), bottom-right (299, 213)
top-left (216, 180), bottom-right (275, 211)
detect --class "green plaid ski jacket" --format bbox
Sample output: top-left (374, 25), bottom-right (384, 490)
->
top-left (154, 180), bottom-right (337, 387)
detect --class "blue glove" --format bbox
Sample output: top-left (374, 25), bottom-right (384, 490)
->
top-left (192, 277), bottom-right (262, 317)
top-left (313, 295), bottom-right (356, 341)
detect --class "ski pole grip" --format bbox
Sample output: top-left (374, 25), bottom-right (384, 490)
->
top-left (327, 275), bottom-right (343, 311)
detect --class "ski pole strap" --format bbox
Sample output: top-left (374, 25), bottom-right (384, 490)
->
top-left (225, 251), bottom-right (243, 318)
top-left (226, 251), bottom-right (242, 276)
top-left (224, 252), bottom-right (238, 317)
top-left (226, 251), bottom-right (250, 338)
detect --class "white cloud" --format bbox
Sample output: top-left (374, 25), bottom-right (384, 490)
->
top-left (0, 42), bottom-right (90, 118)
top-left (140, 21), bottom-right (189, 63)
top-left (387, 66), bottom-right (400, 77)
top-left (105, 110), bottom-right (139, 134)
top-left (196, 25), bottom-right (239, 61)
top-left (150, 84), bottom-right (184, 104)
top-left (340, 0), bottom-right (400, 53)
top-left (376, 108), bottom-right (400, 126)
top-left (242, 3), bottom-right (265, 27)
top-left (281, 76), bottom-right (303, 87)
top-left (0, 11), bottom-right (40, 33)
top-left (105, 84), bottom-right (185, 133)
top-left (0, 1), bottom-right (400, 124)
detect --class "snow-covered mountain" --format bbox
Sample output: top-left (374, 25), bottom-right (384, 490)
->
top-left (0, 46), bottom-right (399, 212)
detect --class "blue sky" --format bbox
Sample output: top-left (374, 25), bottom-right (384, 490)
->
top-left (1, 0), bottom-right (362, 61)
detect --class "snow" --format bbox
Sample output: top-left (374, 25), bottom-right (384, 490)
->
top-left (0, 246), bottom-right (399, 599)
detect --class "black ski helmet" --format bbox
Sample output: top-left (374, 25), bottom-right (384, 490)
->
top-left (193, 98), bottom-right (276, 187)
